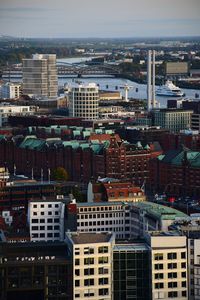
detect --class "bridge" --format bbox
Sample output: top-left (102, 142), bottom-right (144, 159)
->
top-left (1, 62), bottom-right (122, 79)
top-left (56, 61), bottom-right (121, 77)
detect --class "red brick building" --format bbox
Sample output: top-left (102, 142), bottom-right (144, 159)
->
top-left (149, 146), bottom-right (200, 197)
top-left (0, 135), bottom-right (162, 184)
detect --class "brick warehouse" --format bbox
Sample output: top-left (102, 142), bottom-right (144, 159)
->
top-left (0, 135), bottom-right (161, 184)
top-left (149, 146), bottom-right (200, 197)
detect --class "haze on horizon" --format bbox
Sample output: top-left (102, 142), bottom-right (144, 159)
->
top-left (0, 0), bottom-right (200, 39)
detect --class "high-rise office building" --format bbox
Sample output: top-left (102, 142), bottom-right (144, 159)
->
top-left (22, 54), bottom-right (58, 99)
top-left (69, 83), bottom-right (99, 120)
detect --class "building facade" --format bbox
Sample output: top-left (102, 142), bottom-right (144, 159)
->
top-left (113, 243), bottom-right (151, 300)
top-left (22, 54), bottom-right (58, 99)
top-left (153, 109), bottom-right (193, 133)
top-left (145, 232), bottom-right (188, 300)
top-left (66, 232), bottom-right (114, 300)
top-left (69, 83), bottom-right (99, 120)
top-left (28, 199), bottom-right (66, 242)
top-left (1, 82), bottom-right (22, 99)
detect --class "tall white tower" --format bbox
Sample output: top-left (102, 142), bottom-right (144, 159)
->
top-left (22, 54), bottom-right (58, 99)
top-left (147, 50), bottom-right (156, 111)
top-left (147, 50), bottom-right (152, 112)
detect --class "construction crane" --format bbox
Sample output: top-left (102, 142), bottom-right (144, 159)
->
top-left (104, 83), bottom-right (135, 102)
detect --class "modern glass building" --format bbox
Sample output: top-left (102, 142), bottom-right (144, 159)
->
top-left (113, 243), bottom-right (151, 300)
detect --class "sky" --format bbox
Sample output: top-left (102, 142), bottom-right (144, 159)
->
top-left (0, 0), bottom-right (200, 38)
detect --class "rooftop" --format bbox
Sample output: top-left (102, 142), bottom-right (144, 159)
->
top-left (69, 232), bottom-right (113, 244)
top-left (113, 243), bottom-right (149, 252)
top-left (133, 202), bottom-right (187, 220)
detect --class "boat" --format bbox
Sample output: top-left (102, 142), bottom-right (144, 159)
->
top-left (156, 80), bottom-right (185, 97)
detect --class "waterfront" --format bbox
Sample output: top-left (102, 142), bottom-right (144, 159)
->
top-left (5, 56), bottom-right (200, 108)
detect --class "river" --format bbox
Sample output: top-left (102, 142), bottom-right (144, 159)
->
top-left (7, 56), bottom-right (200, 108)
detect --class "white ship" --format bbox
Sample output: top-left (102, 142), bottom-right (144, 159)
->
top-left (156, 80), bottom-right (185, 97)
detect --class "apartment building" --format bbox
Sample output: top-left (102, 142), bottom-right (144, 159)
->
top-left (1, 82), bottom-right (22, 99)
top-left (76, 201), bottom-right (187, 240)
top-left (66, 232), bottom-right (115, 300)
top-left (153, 109), bottom-right (193, 133)
top-left (28, 199), bottom-right (66, 242)
top-left (0, 104), bottom-right (38, 126)
top-left (69, 82), bottom-right (99, 120)
top-left (23, 54), bottom-right (58, 99)
top-left (77, 202), bottom-right (130, 239)
top-left (145, 231), bottom-right (188, 300)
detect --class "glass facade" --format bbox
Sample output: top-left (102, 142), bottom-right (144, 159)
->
top-left (113, 246), bottom-right (150, 300)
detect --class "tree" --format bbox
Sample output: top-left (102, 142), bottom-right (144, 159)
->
top-left (52, 167), bottom-right (69, 181)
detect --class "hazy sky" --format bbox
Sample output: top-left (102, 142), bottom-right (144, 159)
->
top-left (0, 0), bottom-right (200, 38)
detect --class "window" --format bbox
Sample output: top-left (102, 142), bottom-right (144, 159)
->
top-left (155, 273), bottom-right (164, 279)
top-left (75, 280), bottom-right (80, 287)
top-left (54, 218), bottom-right (59, 223)
top-left (181, 252), bottom-right (186, 259)
top-left (33, 204), bottom-right (37, 208)
top-left (168, 282), bottom-right (177, 288)
top-left (98, 246), bottom-right (108, 253)
top-left (168, 272), bottom-right (177, 279)
top-left (99, 289), bottom-right (109, 296)
top-left (40, 219), bottom-right (45, 223)
top-left (75, 294), bottom-right (80, 298)
top-left (168, 291), bottom-right (178, 298)
top-left (84, 279), bottom-right (94, 286)
top-left (75, 269), bottom-right (80, 276)
top-left (40, 226), bottom-right (45, 230)
top-left (54, 225), bottom-right (59, 230)
top-left (48, 204), bottom-right (52, 208)
top-left (155, 282), bottom-right (164, 289)
top-left (32, 219), bottom-right (38, 223)
top-left (181, 262), bottom-right (186, 268)
top-left (168, 253), bottom-right (177, 260)
top-left (31, 226), bottom-right (38, 230)
top-left (99, 267), bottom-right (109, 275)
top-left (99, 278), bottom-right (109, 285)
top-left (47, 226), bottom-right (53, 230)
top-left (155, 264), bottom-right (163, 270)
top-left (75, 259), bottom-right (80, 266)
top-left (154, 253), bottom-right (163, 260)
top-left (47, 218), bottom-right (53, 223)
top-left (182, 291), bottom-right (187, 297)
top-left (84, 247), bottom-right (94, 254)
top-left (48, 211), bottom-right (52, 215)
top-left (84, 268), bottom-right (94, 275)
top-left (99, 257), bottom-right (108, 264)
top-left (168, 263), bottom-right (177, 269)
top-left (41, 204), bottom-right (44, 208)
top-left (182, 281), bottom-right (186, 287)
top-left (47, 233), bottom-right (53, 238)
top-left (33, 212), bottom-right (37, 216)
top-left (182, 272), bottom-right (186, 278)
top-left (84, 258), bottom-right (94, 265)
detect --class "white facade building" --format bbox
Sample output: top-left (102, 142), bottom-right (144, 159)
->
top-left (145, 231), bottom-right (188, 300)
top-left (66, 232), bottom-right (114, 300)
top-left (1, 82), bottom-right (22, 99)
top-left (23, 54), bottom-right (58, 99)
top-left (0, 104), bottom-right (38, 127)
top-left (28, 199), bottom-right (65, 242)
top-left (76, 201), bottom-right (187, 240)
top-left (69, 83), bottom-right (99, 120)
top-left (77, 202), bottom-right (130, 239)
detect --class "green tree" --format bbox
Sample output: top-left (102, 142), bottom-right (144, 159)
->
top-left (52, 167), bottom-right (69, 181)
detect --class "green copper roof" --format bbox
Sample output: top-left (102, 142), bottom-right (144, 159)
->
top-left (158, 148), bottom-right (200, 167)
top-left (19, 137), bottom-right (46, 150)
top-left (0, 135), bottom-right (6, 141)
top-left (134, 202), bottom-right (187, 220)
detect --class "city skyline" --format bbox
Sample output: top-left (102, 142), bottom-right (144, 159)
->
top-left (0, 0), bottom-right (200, 38)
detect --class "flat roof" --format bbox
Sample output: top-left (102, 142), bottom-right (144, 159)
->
top-left (113, 243), bottom-right (149, 252)
top-left (69, 232), bottom-right (113, 244)
top-left (148, 230), bottom-right (183, 237)
top-left (133, 202), bottom-right (187, 220)
top-left (78, 201), bottom-right (124, 207)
